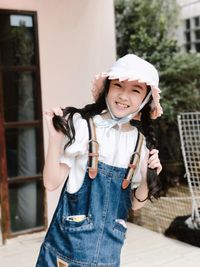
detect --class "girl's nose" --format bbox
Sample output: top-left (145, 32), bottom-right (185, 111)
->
top-left (119, 92), bottom-right (128, 101)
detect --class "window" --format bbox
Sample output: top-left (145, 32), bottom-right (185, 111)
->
top-left (195, 43), bottom-right (200, 52)
top-left (0, 10), bottom-right (45, 241)
top-left (185, 18), bottom-right (190, 29)
top-left (195, 29), bottom-right (200, 40)
top-left (184, 16), bottom-right (200, 53)
top-left (194, 16), bottom-right (200, 27)
top-left (185, 32), bottom-right (191, 42)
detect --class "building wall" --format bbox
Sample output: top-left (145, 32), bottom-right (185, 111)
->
top-left (176, 0), bottom-right (200, 51)
top-left (0, 0), bottom-right (116, 223)
top-left (178, 0), bottom-right (200, 17)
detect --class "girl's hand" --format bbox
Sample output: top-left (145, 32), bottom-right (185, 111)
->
top-left (43, 107), bottom-right (64, 141)
top-left (148, 149), bottom-right (162, 175)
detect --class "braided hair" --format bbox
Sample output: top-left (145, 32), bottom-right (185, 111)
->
top-left (132, 100), bottom-right (162, 200)
top-left (53, 78), bottom-right (161, 199)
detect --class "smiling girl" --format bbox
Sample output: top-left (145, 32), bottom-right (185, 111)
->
top-left (36, 54), bottom-right (163, 267)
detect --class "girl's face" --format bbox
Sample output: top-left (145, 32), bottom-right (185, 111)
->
top-left (107, 79), bottom-right (148, 118)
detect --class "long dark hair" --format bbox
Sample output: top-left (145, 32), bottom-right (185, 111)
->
top-left (52, 79), bottom-right (109, 148)
top-left (131, 100), bottom-right (162, 200)
top-left (53, 78), bottom-right (161, 199)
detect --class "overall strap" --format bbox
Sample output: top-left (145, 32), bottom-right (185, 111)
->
top-left (122, 131), bottom-right (144, 189)
top-left (87, 118), bottom-right (99, 179)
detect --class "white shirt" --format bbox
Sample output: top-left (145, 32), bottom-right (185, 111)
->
top-left (60, 113), bottom-right (149, 193)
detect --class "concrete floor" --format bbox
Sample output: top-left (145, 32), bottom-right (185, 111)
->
top-left (0, 223), bottom-right (200, 267)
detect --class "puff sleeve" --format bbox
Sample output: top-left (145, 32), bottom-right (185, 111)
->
top-left (59, 113), bottom-right (89, 168)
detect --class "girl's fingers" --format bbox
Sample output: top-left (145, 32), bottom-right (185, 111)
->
top-left (148, 154), bottom-right (157, 163)
top-left (149, 149), bottom-right (159, 155)
top-left (148, 159), bottom-right (162, 175)
top-left (150, 163), bottom-right (162, 175)
top-left (52, 107), bottom-right (63, 116)
top-left (148, 151), bottom-right (159, 164)
top-left (44, 107), bottom-right (63, 117)
top-left (156, 164), bottom-right (162, 175)
top-left (44, 110), bottom-right (53, 117)
top-left (148, 158), bottom-right (159, 167)
top-left (148, 149), bottom-right (162, 175)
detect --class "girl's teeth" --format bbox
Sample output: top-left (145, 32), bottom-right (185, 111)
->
top-left (117, 103), bottom-right (128, 108)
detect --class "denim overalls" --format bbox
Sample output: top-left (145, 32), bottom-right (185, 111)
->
top-left (36, 119), bottom-right (144, 267)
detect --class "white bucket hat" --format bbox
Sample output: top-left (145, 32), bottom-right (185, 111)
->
top-left (92, 54), bottom-right (163, 119)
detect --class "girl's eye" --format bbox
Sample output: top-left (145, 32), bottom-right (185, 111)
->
top-left (114, 83), bottom-right (122, 88)
top-left (132, 89), bottom-right (140, 94)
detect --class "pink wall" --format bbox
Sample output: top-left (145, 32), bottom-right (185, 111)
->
top-left (0, 0), bottom-right (116, 223)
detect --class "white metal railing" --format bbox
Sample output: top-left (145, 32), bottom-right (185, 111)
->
top-left (178, 112), bottom-right (200, 229)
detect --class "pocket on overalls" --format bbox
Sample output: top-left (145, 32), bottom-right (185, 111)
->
top-left (65, 174), bottom-right (91, 216)
top-left (57, 257), bottom-right (69, 267)
top-left (113, 219), bottom-right (127, 243)
top-left (60, 173), bottom-right (94, 233)
top-left (60, 214), bottom-right (94, 232)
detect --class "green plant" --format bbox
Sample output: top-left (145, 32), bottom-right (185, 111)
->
top-left (157, 52), bottom-right (200, 165)
top-left (160, 53), bottom-right (200, 124)
top-left (114, 1), bottom-right (200, 182)
top-left (115, 0), bottom-right (179, 70)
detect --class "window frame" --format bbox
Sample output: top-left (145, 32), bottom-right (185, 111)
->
top-left (184, 16), bottom-right (200, 53)
top-left (0, 9), bottom-right (46, 242)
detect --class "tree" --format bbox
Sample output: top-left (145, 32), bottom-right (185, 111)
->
top-left (115, 0), bottom-right (200, 186)
top-left (160, 53), bottom-right (200, 123)
top-left (115, 0), bottom-right (179, 70)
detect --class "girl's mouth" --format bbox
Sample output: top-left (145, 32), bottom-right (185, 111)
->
top-left (115, 101), bottom-right (130, 109)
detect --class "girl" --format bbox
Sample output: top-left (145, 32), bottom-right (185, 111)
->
top-left (36, 54), bottom-right (163, 267)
